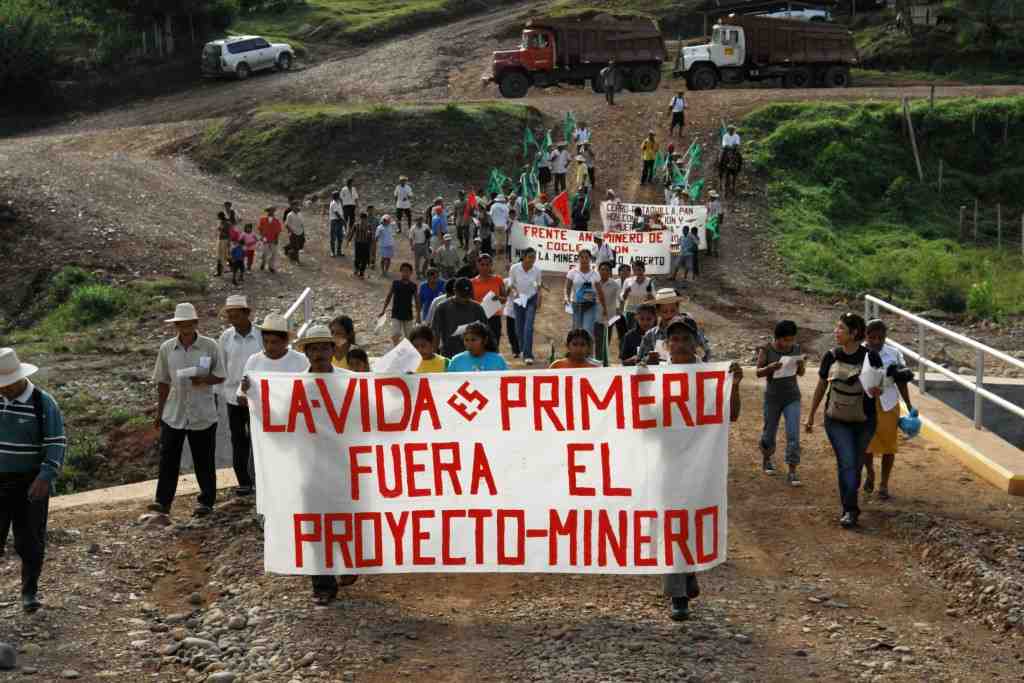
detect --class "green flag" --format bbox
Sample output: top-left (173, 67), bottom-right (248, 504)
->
top-left (487, 169), bottom-right (510, 197)
top-left (672, 165), bottom-right (687, 188)
top-left (706, 213), bottom-right (720, 238)
top-left (688, 179), bottom-right (705, 202)
top-left (523, 128), bottom-right (536, 158)
top-left (563, 111), bottom-right (576, 145)
top-left (654, 150), bottom-right (665, 171)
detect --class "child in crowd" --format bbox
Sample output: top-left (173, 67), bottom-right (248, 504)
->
top-left (380, 263), bottom-right (419, 346)
top-left (229, 239), bottom-right (246, 285)
top-left (346, 348), bottom-right (370, 373)
top-left (620, 260), bottom-right (655, 330)
top-left (550, 329), bottom-right (601, 369)
top-left (409, 325), bottom-right (448, 373)
top-left (241, 223), bottom-right (260, 271)
top-left (594, 260), bottom-right (621, 365)
top-left (447, 322), bottom-right (507, 372)
top-left (620, 303), bottom-right (657, 366)
top-left (613, 263), bottom-right (632, 347)
top-left (756, 320), bottom-right (805, 486)
top-left (328, 315), bottom-right (356, 370)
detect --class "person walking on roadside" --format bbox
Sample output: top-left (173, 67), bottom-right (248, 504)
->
top-left (257, 206), bottom-right (282, 273)
top-left (348, 211), bottom-right (374, 279)
top-left (581, 144), bottom-right (596, 188)
top-left (488, 194), bottom-right (509, 261)
top-left (565, 247), bottom-right (603, 334)
top-left (862, 319), bottom-right (914, 501)
top-left (150, 303), bottom-right (225, 518)
top-left (394, 175), bottom-right (414, 233)
top-left (593, 260), bottom-right (621, 366)
top-left (284, 200), bottom-right (305, 264)
top-left (756, 320), bottom-right (805, 486)
top-left (430, 205), bottom-right (449, 250)
top-left (454, 190), bottom-right (470, 250)
top-left (551, 143), bottom-right (570, 194)
top-left (328, 315), bottom-right (356, 370)
top-left (410, 215), bottom-right (432, 279)
top-left (667, 91), bottom-right (687, 137)
top-left (340, 178), bottom-right (359, 241)
top-left (508, 247), bottom-right (543, 366)
top-left (216, 211), bottom-right (234, 277)
top-left (805, 313), bottom-right (882, 529)
top-left (430, 278), bottom-right (489, 358)
top-left (572, 154), bottom-right (591, 195)
top-left (637, 288), bottom-right (712, 364)
top-left (600, 59), bottom-right (619, 105)
top-left (640, 131), bottom-right (658, 185)
top-left (376, 214), bottom-right (396, 277)
top-left (418, 268), bottom-right (446, 323)
top-left (537, 146), bottom-right (552, 191)
top-left (572, 187), bottom-right (591, 230)
top-left (217, 295), bottom-right (262, 498)
top-left (471, 254), bottom-right (507, 351)
top-left (380, 262), bottom-right (420, 346)
top-left (573, 121), bottom-right (592, 151)
top-left (0, 347), bottom-right (66, 613)
top-left (433, 233), bottom-right (462, 280)
top-left (328, 190), bottom-right (346, 258)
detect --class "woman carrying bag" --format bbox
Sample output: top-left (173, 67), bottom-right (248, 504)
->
top-left (805, 313), bottom-right (882, 529)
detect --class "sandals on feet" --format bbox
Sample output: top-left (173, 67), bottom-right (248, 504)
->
top-left (877, 487), bottom-right (890, 501)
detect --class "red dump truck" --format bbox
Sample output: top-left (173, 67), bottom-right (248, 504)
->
top-left (674, 15), bottom-right (858, 90)
top-left (485, 14), bottom-right (668, 98)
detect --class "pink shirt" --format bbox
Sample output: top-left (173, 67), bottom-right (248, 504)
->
top-left (241, 233), bottom-right (259, 252)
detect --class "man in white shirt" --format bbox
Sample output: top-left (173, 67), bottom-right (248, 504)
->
top-left (328, 190), bottom-right (345, 258)
top-left (284, 201), bottom-right (305, 263)
top-left (339, 177), bottom-right (359, 232)
top-left (573, 122), bottom-right (592, 151)
top-left (217, 295), bottom-right (263, 497)
top-left (593, 233), bottom-right (616, 267)
top-left (508, 248), bottom-right (544, 365)
top-left (668, 91), bottom-right (687, 137)
top-left (489, 195), bottom-right (509, 260)
top-left (551, 143), bottom-right (570, 194)
top-left (394, 175), bottom-right (414, 232)
top-left (238, 313), bottom-right (310, 513)
top-left (722, 124), bottom-right (741, 149)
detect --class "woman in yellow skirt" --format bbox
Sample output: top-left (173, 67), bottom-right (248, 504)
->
top-left (863, 319), bottom-right (914, 500)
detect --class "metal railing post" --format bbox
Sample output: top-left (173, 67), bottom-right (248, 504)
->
top-left (974, 349), bottom-right (984, 429)
top-left (864, 297), bottom-right (870, 321)
top-left (918, 322), bottom-right (926, 394)
top-left (304, 294), bottom-right (314, 328)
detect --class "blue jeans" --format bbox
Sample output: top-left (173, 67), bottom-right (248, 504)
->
top-left (514, 295), bottom-right (538, 360)
top-left (760, 398), bottom-right (801, 465)
top-left (824, 416), bottom-right (877, 516)
top-left (572, 302), bottom-right (597, 335)
top-left (330, 219), bottom-right (345, 255)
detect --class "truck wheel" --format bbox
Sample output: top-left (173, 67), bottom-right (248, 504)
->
top-left (590, 78), bottom-right (604, 94)
top-left (235, 63), bottom-right (251, 80)
top-left (499, 72), bottom-right (529, 98)
top-left (276, 53), bottom-right (292, 71)
top-left (784, 67), bottom-right (812, 89)
top-left (691, 66), bottom-right (718, 91)
top-left (631, 65), bottom-right (661, 92)
top-left (824, 66), bottom-right (851, 88)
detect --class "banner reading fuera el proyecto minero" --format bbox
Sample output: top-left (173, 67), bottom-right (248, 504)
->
top-left (248, 365), bottom-right (732, 575)
top-left (600, 202), bottom-right (709, 251)
top-left (510, 223), bottom-right (672, 274)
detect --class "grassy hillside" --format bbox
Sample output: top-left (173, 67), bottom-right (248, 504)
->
top-left (193, 102), bottom-right (541, 195)
top-left (745, 97), bottom-right (1024, 319)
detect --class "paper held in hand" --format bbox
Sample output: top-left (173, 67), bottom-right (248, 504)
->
top-left (374, 314), bottom-right (388, 333)
top-left (860, 355), bottom-right (885, 393)
top-left (481, 291), bottom-right (503, 319)
top-left (772, 354), bottom-right (805, 379)
top-left (371, 338), bottom-right (422, 375)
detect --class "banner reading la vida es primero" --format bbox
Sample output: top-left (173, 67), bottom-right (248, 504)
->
top-left (510, 223), bottom-right (673, 274)
top-left (248, 366), bottom-right (733, 576)
top-left (601, 201), bottom-right (710, 251)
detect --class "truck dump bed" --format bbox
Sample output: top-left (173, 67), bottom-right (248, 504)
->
top-left (723, 15), bottom-right (857, 66)
top-left (526, 14), bottom-right (667, 66)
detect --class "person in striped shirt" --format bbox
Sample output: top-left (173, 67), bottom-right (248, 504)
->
top-left (0, 347), bottom-right (66, 613)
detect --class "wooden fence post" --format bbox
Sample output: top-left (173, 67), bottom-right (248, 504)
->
top-left (974, 199), bottom-right (979, 242)
top-left (929, 84), bottom-right (935, 109)
top-left (938, 159), bottom-right (943, 192)
top-left (959, 205), bottom-right (966, 240)
top-left (903, 98), bottom-right (924, 182)
top-left (997, 204), bottom-right (1002, 249)
top-left (972, 113), bottom-right (977, 135)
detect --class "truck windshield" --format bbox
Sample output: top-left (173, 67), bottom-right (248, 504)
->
top-left (711, 27), bottom-right (722, 44)
top-left (522, 31), bottom-right (549, 49)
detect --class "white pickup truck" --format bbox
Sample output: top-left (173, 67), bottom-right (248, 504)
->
top-left (201, 36), bottom-right (294, 80)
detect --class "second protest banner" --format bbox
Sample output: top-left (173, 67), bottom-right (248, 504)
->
top-left (248, 366), bottom-right (732, 575)
top-left (510, 223), bottom-right (671, 274)
top-left (600, 201), bottom-right (709, 250)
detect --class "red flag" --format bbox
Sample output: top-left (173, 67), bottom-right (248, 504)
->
top-left (465, 192), bottom-right (478, 221)
top-left (552, 191), bottom-right (570, 225)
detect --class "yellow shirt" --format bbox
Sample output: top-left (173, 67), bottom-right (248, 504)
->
top-left (416, 355), bottom-right (449, 373)
top-left (641, 139), bottom-right (657, 161)
top-left (331, 356), bottom-right (350, 370)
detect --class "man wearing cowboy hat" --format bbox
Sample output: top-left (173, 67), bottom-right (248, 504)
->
top-left (393, 176), bottom-right (414, 233)
top-left (257, 206), bottom-right (283, 273)
top-left (151, 303), bottom-right (225, 517)
top-left (0, 347), bottom-right (66, 612)
top-left (636, 289), bottom-right (711, 364)
top-left (572, 153), bottom-right (590, 194)
top-left (592, 232), bottom-right (615, 268)
top-left (293, 324), bottom-right (359, 604)
top-left (706, 189), bottom-right (723, 257)
top-left (217, 296), bottom-right (263, 497)
top-left (550, 143), bottom-right (570, 194)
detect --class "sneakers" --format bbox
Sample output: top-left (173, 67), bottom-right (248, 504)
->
top-left (524, 358), bottom-right (534, 366)
top-left (670, 596), bottom-right (690, 621)
top-left (147, 502), bottom-right (170, 514)
top-left (839, 512), bottom-right (858, 528)
top-left (193, 505), bottom-right (213, 518)
top-left (234, 486), bottom-right (254, 497)
top-left (22, 593), bottom-right (41, 613)
top-left (762, 456), bottom-right (776, 475)
top-left (787, 470), bottom-right (802, 487)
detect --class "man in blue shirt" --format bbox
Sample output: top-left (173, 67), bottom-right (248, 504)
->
top-left (0, 347), bottom-right (66, 613)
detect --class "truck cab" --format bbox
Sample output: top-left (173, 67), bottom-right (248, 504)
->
top-left (676, 24), bottom-right (745, 90)
top-left (520, 29), bottom-right (556, 72)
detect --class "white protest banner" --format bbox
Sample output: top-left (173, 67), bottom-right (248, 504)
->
top-left (600, 201), bottom-right (709, 250)
top-left (248, 366), bottom-right (732, 575)
top-left (510, 223), bottom-right (671, 275)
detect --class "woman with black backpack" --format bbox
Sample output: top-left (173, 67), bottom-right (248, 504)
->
top-left (805, 313), bottom-right (882, 529)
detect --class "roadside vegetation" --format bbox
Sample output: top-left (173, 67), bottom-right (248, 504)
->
top-left (745, 96), bottom-right (1024, 320)
top-left (193, 102), bottom-right (540, 195)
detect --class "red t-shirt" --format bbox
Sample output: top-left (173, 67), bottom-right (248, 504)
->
top-left (472, 275), bottom-right (503, 305)
top-left (258, 217), bottom-right (283, 243)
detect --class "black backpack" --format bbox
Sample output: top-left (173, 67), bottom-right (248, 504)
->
top-left (29, 388), bottom-right (46, 452)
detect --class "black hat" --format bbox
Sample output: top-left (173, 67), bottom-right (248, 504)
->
top-left (666, 315), bottom-right (699, 338)
top-left (454, 277), bottom-right (473, 296)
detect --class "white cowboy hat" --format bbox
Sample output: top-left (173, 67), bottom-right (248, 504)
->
top-left (165, 303), bottom-right (199, 323)
top-left (575, 155), bottom-right (586, 162)
top-left (650, 288), bottom-right (687, 306)
top-left (708, 190), bottom-right (720, 198)
top-left (221, 295), bottom-right (249, 315)
top-left (0, 348), bottom-right (39, 388)
top-left (495, 194), bottom-right (506, 202)
top-left (294, 324), bottom-right (334, 351)
top-left (260, 313), bottom-right (289, 334)
top-left (443, 233), bottom-right (453, 241)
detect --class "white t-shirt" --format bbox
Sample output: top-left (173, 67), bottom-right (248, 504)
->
top-left (285, 211), bottom-right (305, 235)
top-left (550, 150), bottom-right (570, 174)
top-left (722, 133), bottom-right (741, 148)
top-left (566, 267), bottom-right (600, 301)
top-left (574, 127), bottom-right (592, 144)
top-left (489, 201), bottom-right (509, 228)
top-left (670, 96), bottom-right (686, 113)
top-left (394, 183), bottom-right (414, 209)
top-left (594, 242), bottom-right (616, 267)
top-left (329, 199), bottom-right (344, 220)
top-left (217, 325), bottom-right (264, 406)
top-left (509, 261), bottom-right (542, 299)
top-left (339, 186), bottom-right (359, 206)
top-left (622, 275), bottom-right (655, 313)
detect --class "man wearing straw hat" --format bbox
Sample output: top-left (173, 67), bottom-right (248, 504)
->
top-left (550, 143), bottom-right (570, 194)
top-left (293, 324), bottom-right (359, 605)
top-left (151, 303), bottom-right (225, 517)
top-left (217, 295), bottom-right (263, 498)
top-left (0, 347), bottom-right (66, 613)
top-left (636, 289), bottom-right (711, 364)
top-left (394, 175), bottom-right (414, 233)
